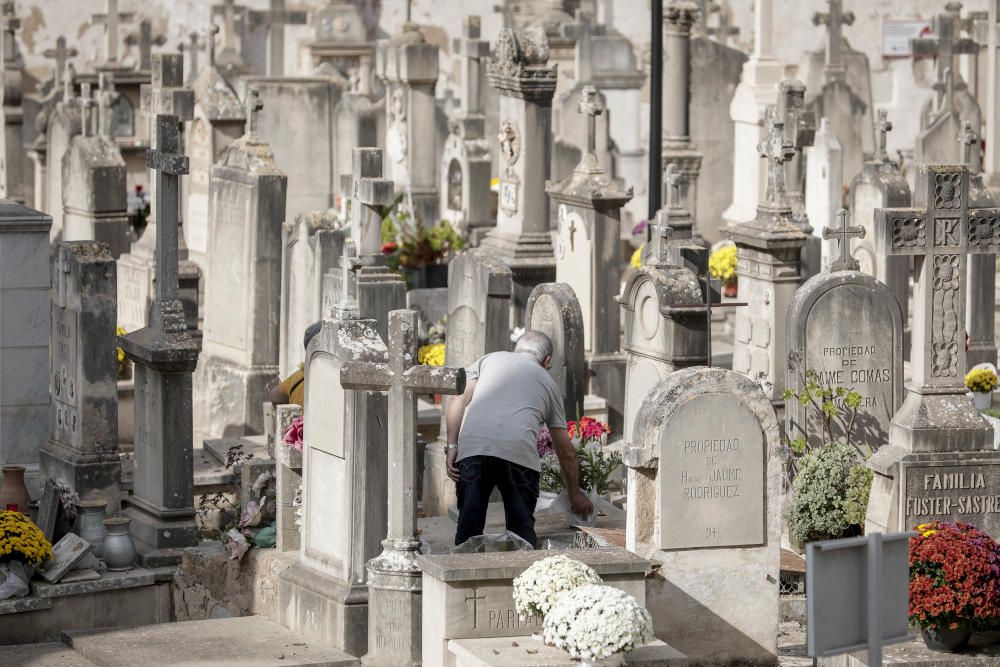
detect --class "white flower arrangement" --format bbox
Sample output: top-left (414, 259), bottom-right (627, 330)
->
top-left (543, 584), bottom-right (654, 662)
top-left (512, 554), bottom-right (603, 620)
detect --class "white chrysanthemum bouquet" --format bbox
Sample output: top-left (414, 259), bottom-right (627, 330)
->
top-left (543, 584), bottom-right (654, 662)
top-left (512, 554), bottom-right (603, 620)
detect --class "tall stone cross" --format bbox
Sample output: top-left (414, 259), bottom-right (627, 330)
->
top-left (96, 72), bottom-right (118, 138)
top-left (340, 309), bottom-right (465, 666)
top-left (874, 109), bottom-right (893, 163)
top-left (647, 168), bottom-right (679, 266)
top-left (91, 0), bottom-right (135, 66)
top-left (178, 30), bottom-right (206, 82)
top-left (875, 165), bottom-right (1000, 389)
top-left (758, 106), bottom-right (796, 209)
top-left (453, 15), bottom-right (489, 115)
top-left (43, 36), bottom-right (77, 88)
top-left (578, 84), bottom-right (603, 158)
top-left (350, 148), bottom-right (394, 258)
top-left (1, 0), bottom-right (19, 67)
top-left (212, 0), bottom-right (247, 53)
top-left (912, 3), bottom-right (979, 94)
top-left (822, 208), bottom-right (866, 272)
top-left (126, 19), bottom-right (166, 72)
top-left (249, 0), bottom-right (307, 77)
top-left (146, 114), bottom-right (190, 333)
top-left (244, 85), bottom-right (262, 137)
top-left (812, 0), bottom-right (854, 74)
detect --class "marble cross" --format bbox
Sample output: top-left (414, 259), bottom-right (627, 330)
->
top-left (874, 109), bottom-right (893, 163)
top-left (911, 3), bottom-right (978, 92)
top-left (671, 276), bottom-right (747, 367)
top-left (823, 208), bottom-right (866, 272)
top-left (812, 0), bottom-right (854, 73)
top-left (211, 0), bottom-right (247, 52)
top-left (578, 84), bottom-right (604, 157)
top-left (350, 148), bottom-right (394, 257)
top-left (145, 114), bottom-right (190, 333)
top-left (125, 19), bottom-right (166, 72)
top-left (874, 165), bottom-right (1000, 389)
top-left (96, 72), bottom-right (118, 139)
top-left (758, 106), bottom-right (796, 209)
top-left (43, 36), bottom-right (77, 88)
top-left (244, 84), bottom-right (262, 136)
top-left (91, 0), bottom-right (135, 65)
top-left (249, 0), bottom-right (307, 77)
top-left (1, 0), bottom-right (19, 66)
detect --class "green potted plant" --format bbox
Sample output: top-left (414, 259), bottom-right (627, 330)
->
top-left (381, 198), bottom-right (465, 289)
top-left (964, 366), bottom-right (998, 410)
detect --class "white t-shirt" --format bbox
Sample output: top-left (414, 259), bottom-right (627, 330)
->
top-left (456, 351), bottom-right (567, 472)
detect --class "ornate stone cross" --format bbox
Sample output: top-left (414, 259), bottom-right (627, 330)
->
top-left (874, 109), bottom-right (893, 163)
top-left (340, 309), bottom-right (465, 665)
top-left (875, 165), bottom-right (1000, 389)
top-left (91, 0), bottom-right (135, 65)
top-left (43, 36), bottom-right (77, 88)
top-left (823, 208), bottom-right (866, 272)
top-left (244, 84), bottom-right (262, 136)
top-left (249, 0), bottom-right (307, 76)
top-left (812, 0), bottom-right (854, 73)
top-left (758, 106), bottom-right (796, 209)
top-left (145, 114), bottom-right (190, 333)
top-left (1, 0), bottom-right (19, 66)
top-left (126, 19), bottom-right (166, 72)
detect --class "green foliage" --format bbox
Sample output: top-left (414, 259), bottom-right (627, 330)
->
top-left (783, 353), bottom-right (868, 459)
top-left (380, 195), bottom-right (466, 271)
top-left (787, 443), bottom-right (870, 544)
top-left (982, 408), bottom-right (1000, 420)
top-left (540, 446), bottom-right (622, 496)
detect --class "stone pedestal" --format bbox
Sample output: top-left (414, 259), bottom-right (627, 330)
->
top-left (39, 242), bottom-right (120, 511)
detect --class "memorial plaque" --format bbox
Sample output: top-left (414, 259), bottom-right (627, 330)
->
top-left (658, 393), bottom-right (765, 549)
top-left (306, 355), bottom-right (344, 459)
top-left (447, 583), bottom-right (543, 638)
top-left (50, 307), bottom-right (78, 447)
top-left (904, 461), bottom-right (1000, 536)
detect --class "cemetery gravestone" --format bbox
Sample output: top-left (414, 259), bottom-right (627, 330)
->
top-left (423, 249), bottom-right (512, 517)
top-left (0, 202), bottom-right (51, 474)
top-left (39, 242), bottom-right (120, 511)
top-left (867, 164), bottom-right (1000, 541)
top-left (525, 283), bottom-right (585, 422)
top-left (786, 211), bottom-right (904, 455)
top-left (626, 366), bottom-right (783, 663)
top-left (195, 87), bottom-right (287, 443)
top-left (45, 77), bottom-right (85, 247)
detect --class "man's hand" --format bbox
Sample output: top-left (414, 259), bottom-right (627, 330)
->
top-left (570, 490), bottom-right (594, 518)
top-left (447, 448), bottom-right (460, 483)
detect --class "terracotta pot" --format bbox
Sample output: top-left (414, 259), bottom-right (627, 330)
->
top-left (921, 624), bottom-right (972, 652)
top-left (0, 466), bottom-right (31, 515)
top-left (723, 281), bottom-right (738, 298)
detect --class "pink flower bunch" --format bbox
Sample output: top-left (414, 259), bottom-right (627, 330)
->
top-left (537, 425), bottom-right (554, 457)
top-left (283, 416), bottom-right (304, 452)
top-left (567, 417), bottom-right (611, 445)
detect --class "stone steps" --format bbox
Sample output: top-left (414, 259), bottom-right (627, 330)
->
top-left (63, 615), bottom-right (359, 667)
top-left (6, 642), bottom-right (99, 667)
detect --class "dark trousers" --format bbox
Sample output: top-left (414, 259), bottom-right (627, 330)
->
top-left (455, 455), bottom-right (540, 547)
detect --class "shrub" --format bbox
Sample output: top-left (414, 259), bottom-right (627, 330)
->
top-left (787, 443), bottom-right (870, 544)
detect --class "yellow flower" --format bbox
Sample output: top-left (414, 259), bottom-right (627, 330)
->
top-left (965, 367), bottom-right (998, 393)
top-left (418, 343), bottom-right (446, 367)
top-left (709, 244), bottom-right (738, 284)
top-left (922, 530), bottom-right (938, 537)
top-left (630, 245), bottom-right (644, 269)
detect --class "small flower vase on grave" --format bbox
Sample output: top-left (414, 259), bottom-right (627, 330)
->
top-left (724, 281), bottom-right (738, 298)
top-left (76, 500), bottom-right (108, 558)
top-left (973, 391), bottom-right (992, 410)
top-left (0, 466), bottom-right (31, 515)
top-left (102, 517), bottom-right (136, 571)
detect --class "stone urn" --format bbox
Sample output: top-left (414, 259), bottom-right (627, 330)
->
top-left (0, 466), bottom-right (31, 515)
top-left (76, 500), bottom-right (108, 557)
top-left (101, 517), bottom-right (136, 571)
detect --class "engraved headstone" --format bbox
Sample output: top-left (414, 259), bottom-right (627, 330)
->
top-left (525, 283), bottom-right (585, 421)
top-left (626, 366), bottom-right (782, 663)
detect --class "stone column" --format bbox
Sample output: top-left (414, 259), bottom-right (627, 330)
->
top-left (662, 1), bottom-right (701, 221)
top-left (377, 22), bottom-right (440, 225)
top-left (40, 242), bottom-right (120, 511)
top-left (480, 27), bottom-right (559, 323)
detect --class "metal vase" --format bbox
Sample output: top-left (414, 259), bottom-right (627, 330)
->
top-left (101, 517), bottom-right (136, 571)
top-left (76, 500), bottom-right (108, 558)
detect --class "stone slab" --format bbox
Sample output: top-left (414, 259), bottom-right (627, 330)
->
top-left (0, 594), bottom-right (53, 615)
top-left (203, 436), bottom-right (270, 468)
top-left (817, 634), bottom-right (1000, 666)
top-left (447, 636), bottom-right (686, 666)
top-left (4, 642), bottom-right (98, 666)
top-left (39, 533), bottom-right (93, 583)
top-left (61, 569), bottom-right (101, 584)
top-left (64, 616), bottom-right (360, 667)
top-left (33, 567), bottom-right (155, 599)
top-left (416, 548), bottom-right (648, 583)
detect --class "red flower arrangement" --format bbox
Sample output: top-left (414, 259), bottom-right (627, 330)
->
top-left (282, 416), bottom-right (304, 453)
top-left (381, 241), bottom-right (399, 255)
top-left (567, 417), bottom-right (611, 445)
top-left (909, 521), bottom-right (1000, 631)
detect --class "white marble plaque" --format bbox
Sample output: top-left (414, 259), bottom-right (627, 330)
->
top-left (658, 393), bottom-right (765, 550)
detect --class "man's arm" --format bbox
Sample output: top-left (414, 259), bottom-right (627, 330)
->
top-left (550, 427), bottom-right (594, 517)
top-left (445, 379), bottom-right (477, 482)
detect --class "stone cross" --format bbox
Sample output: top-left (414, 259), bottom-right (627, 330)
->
top-left (91, 0), bottom-right (135, 65)
top-left (1, 0), bottom-right (19, 66)
top-left (912, 3), bottom-right (979, 91)
top-left (205, 24), bottom-right (220, 68)
top-left (212, 0), bottom-right (247, 53)
top-left (96, 72), bottom-right (118, 139)
top-left (62, 61), bottom-right (75, 101)
top-left (874, 109), bottom-right (893, 163)
top-left (875, 165), bottom-right (1000, 389)
top-left (43, 36), bottom-right (77, 88)
top-left (249, 0), bottom-right (307, 77)
top-left (958, 120), bottom-right (980, 169)
top-left (453, 15), bottom-right (489, 115)
top-left (126, 19), bottom-right (166, 72)
top-left (578, 84), bottom-right (603, 157)
top-left (340, 309), bottom-right (465, 665)
top-left (332, 240), bottom-right (361, 320)
top-left (812, 0), bottom-right (854, 73)
top-left (705, 1), bottom-right (739, 45)
top-left (145, 113), bottom-right (190, 333)
top-left (350, 148), bottom-right (394, 258)
top-left (671, 276), bottom-right (748, 367)
top-left (822, 208), bottom-right (866, 272)
top-left (141, 54), bottom-right (194, 227)
top-left (244, 85), bottom-right (262, 137)
top-left (647, 185), bottom-right (675, 266)
top-left (178, 31), bottom-right (203, 81)
top-left (758, 106), bottom-right (796, 209)
top-left (80, 89), bottom-right (95, 138)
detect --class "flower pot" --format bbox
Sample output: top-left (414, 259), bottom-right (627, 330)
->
top-left (0, 466), bottom-right (31, 515)
top-left (973, 391), bottom-right (992, 410)
top-left (723, 281), bottom-right (738, 298)
top-left (921, 625), bottom-right (972, 652)
top-left (102, 517), bottom-right (136, 571)
top-left (76, 500), bottom-right (108, 558)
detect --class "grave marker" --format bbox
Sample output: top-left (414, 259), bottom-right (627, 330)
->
top-left (525, 283), bottom-right (585, 421)
top-left (248, 0), bottom-right (307, 77)
top-left (91, 0), bottom-right (135, 68)
top-left (125, 19), bottom-right (166, 73)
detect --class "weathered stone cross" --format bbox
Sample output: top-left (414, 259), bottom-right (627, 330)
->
top-left (332, 240), bottom-right (361, 320)
top-left (875, 165), bottom-right (1000, 389)
top-left (96, 72), bottom-right (118, 139)
top-left (453, 15), bottom-right (489, 115)
top-left (465, 587), bottom-right (486, 629)
top-left (350, 148), bottom-right (394, 258)
top-left (1, 0), bottom-right (19, 66)
top-left (211, 0), bottom-right (247, 52)
top-left (91, 0), bottom-right (135, 65)
top-left (244, 84), bottom-right (262, 137)
top-left (758, 105), bottom-right (796, 209)
top-left (672, 275), bottom-right (748, 367)
top-left (249, 0), bottom-right (307, 77)
top-left (340, 309), bottom-right (465, 664)
top-left (43, 36), bottom-right (77, 88)
top-left (874, 109), bottom-right (893, 163)
top-left (823, 208), bottom-right (866, 272)
top-left (578, 84), bottom-right (603, 158)
top-left (126, 18), bottom-right (166, 72)
top-left (647, 180), bottom-right (676, 266)
top-left (178, 31), bottom-right (203, 81)
top-left (812, 0), bottom-right (854, 73)
top-left (912, 3), bottom-right (979, 98)
top-left (958, 120), bottom-right (980, 169)
top-left (145, 114), bottom-right (190, 333)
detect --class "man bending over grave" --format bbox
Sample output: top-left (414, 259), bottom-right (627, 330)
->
top-left (446, 330), bottom-right (593, 546)
top-left (269, 321), bottom-right (322, 407)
